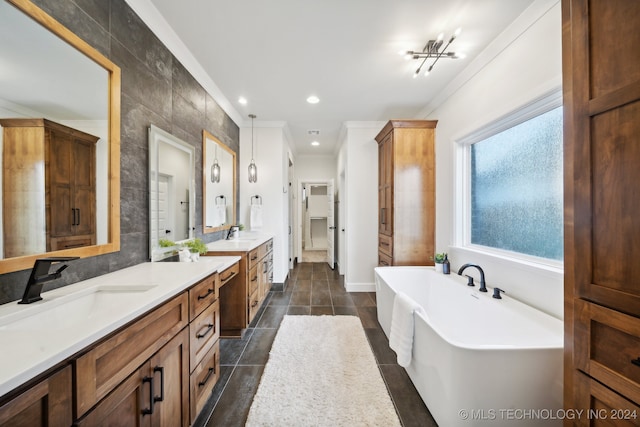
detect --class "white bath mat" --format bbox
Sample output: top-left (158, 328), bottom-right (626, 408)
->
top-left (245, 315), bottom-right (401, 427)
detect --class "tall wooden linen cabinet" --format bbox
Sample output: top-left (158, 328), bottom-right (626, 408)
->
top-left (375, 120), bottom-right (437, 266)
top-left (1, 118), bottom-right (98, 257)
top-left (563, 0), bottom-right (640, 423)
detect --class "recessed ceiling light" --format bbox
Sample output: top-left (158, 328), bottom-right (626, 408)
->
top-left (238, 97), bottom-right (247, 105)
top-left (306, 95), bottom-right (320, 104)
top-left (311, 141), bottom-right (320, 146)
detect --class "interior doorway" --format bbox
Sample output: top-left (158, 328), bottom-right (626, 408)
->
top-left (298, 180), bottom-right (335, 267)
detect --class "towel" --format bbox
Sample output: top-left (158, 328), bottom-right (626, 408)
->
top-left (389, 291), bottom-right (423, 368)
top-left (250, 204), bottom-right (263, 230)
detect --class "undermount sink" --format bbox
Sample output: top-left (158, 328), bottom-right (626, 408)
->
top-left (0, 284), bottom-right (157, 331)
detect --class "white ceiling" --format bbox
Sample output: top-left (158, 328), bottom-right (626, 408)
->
top-left (144, 0), bottom-right (536, 155)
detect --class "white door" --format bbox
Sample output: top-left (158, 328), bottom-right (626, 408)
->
top-left (288, 159), bottom-right (294, 269)
top-left (326, 179), bottom-right (335, 269)
top-left (151, 175), bottom-right (174, 248)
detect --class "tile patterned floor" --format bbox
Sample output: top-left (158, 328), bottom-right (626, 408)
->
top-left (193, 262), bottom-right (437, 427)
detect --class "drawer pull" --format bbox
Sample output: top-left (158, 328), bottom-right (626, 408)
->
top-left (632, 358), bottom-right (640, 367)
top-left (198, 367), bottom-right (215, 387)
top-left (197, 288), bottom-right (214, 300)
top-left (251, 300), bottom-right (259, 308)
top-left (251, 275), bottom-right (258, 282)
top-left (153, 366), bottom-right (164, 403)
top-left (142, 376), bottom-right (154, 415)
top-left (196, 324), bottom-right (214, 339)
top-left (250, 254), bottom-right (258, 261)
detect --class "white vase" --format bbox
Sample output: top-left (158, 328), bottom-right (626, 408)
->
top-left (435, 263), bottom-right (443, 273)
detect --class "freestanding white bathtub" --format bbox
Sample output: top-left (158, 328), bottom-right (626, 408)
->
top-left (375, 266), bottom-right (563, 427)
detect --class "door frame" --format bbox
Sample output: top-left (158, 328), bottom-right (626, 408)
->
top-left (296, 179), bottom-right (334, 264)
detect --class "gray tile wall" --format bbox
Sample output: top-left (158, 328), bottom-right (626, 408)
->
top-left (0, 0), bottom-right (240, 304)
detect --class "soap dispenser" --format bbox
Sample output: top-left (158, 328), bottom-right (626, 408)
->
top-left (442, 254), bottom-right (451, 275)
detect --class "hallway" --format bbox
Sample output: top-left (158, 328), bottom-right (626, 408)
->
top-left (194, 262), bottom-right (437, 427)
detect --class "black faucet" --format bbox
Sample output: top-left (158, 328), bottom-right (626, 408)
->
top-left (18, 257), bottom-right (80, 304)
top-left (457, 263), bottom-right (487, 292)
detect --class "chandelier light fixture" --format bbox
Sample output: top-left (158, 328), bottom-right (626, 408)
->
top-left (210, 143), bottom-right (220, 183)
top-left (403, 28), bottom-right (463, 78)
top-left (248, 114), bottom-right (258, 183)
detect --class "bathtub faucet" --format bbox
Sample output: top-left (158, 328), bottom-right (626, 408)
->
top-left (457, 264), bottom-right (487, 292)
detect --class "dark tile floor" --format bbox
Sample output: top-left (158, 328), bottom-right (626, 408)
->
top-left (193, 262), bottom-right (437, 427)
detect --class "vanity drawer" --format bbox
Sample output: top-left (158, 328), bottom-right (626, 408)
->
top-left (248, 264), bottom-right (259, 295)
top-left (249, 289), bottom-right (260, 321)
top-left (220, 262), bottom-right (239, 287)
top-left (378, 234), bottom-right (392, 257)
top-left (575, 299), bottom-right (640, 404)
top-left (189, 273), bottom-right (219, 321)
top-left (190, 340), bottom-right (220, 423)
top-left (248, 247), bottom-right (260, 270)
top-left (189, 300), bottom-right (220, 369)
top-left (75, 293), bottom-right (188, 418)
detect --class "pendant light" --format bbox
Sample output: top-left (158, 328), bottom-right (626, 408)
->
top-left (210, 143), bottom-right (220, 183)
top-left (248, 114), bottom-right (258, 182)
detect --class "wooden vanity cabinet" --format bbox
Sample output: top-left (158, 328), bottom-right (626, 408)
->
top-left (0, 118), bottom-right (98, 256)
top-left (563, 0), bottom-right (640, 420)
top-left (74, 293), bottom-right (190, 425)
top-left (76, 329), bottom-right (189, 427)
top-left (0, 264), bottom-right (238, 426)
top-left (209, 238), bottom-right (273, 337)
top-left (0, 365), bottom-right (72, 427)
top-left (375, 120), bottom-right (437, 266)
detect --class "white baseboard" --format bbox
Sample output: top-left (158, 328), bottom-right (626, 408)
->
top-left (345, 282), bottom-right (375, 292)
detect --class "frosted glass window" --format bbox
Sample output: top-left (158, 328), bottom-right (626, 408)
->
top-left (470, 106), bottom-right (563, 260)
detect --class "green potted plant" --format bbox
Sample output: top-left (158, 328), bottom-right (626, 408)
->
top-left (183, 238), bottom-right (207, 261)
top-left (433, 252), bottom-right (447, 273)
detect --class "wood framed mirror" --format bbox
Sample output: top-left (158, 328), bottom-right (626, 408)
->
top-left (203, 130), bottom-right (236, 234)
top-left (0, 0), bottom-right (120, 274)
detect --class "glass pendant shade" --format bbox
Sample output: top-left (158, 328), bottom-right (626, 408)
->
top-left (248, 160), bottom-right (257, 183)
top-left (211, 160), bottom-right (220, 183)
top-left (248, 114), bottom-right (258, 183)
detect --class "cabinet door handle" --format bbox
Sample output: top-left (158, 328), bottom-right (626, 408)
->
top-left (197, 288), bottom-right (214, 300)
top-left (250, 254), bottom-right (258, 261)
top-left (380, 208), bottom-right (386, 225)
top-left (251, 300), bottom-right (259, 308)
top-left (153, 366), bottom-right (164, 402)
top-left (71, 208), bottom-right (76, 226)
top-left (251, 275), bottom-right (258, 282)
top-left (196, 323), bottom-right (214, 339)
top-left (198, 367), bottom-right (215, 387)
top-left (141, 376), bottom-right (154, 415)
top-left (77, 208), bottom-right (80, 225)
top-left (632, 358), bottom-right (640, 367)
top-left (263, 261), bottom-right (268, 273)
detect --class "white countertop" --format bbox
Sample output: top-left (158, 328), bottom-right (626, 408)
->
top-left (205, 232), bottom-right (274, 252)
top-left (0, 256), bottom-right (240, 399)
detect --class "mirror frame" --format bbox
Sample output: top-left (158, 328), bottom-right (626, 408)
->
top-left (0, 0), bottom-right (121, 274)
top-left (202, 130), bottom-right (236, 234)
